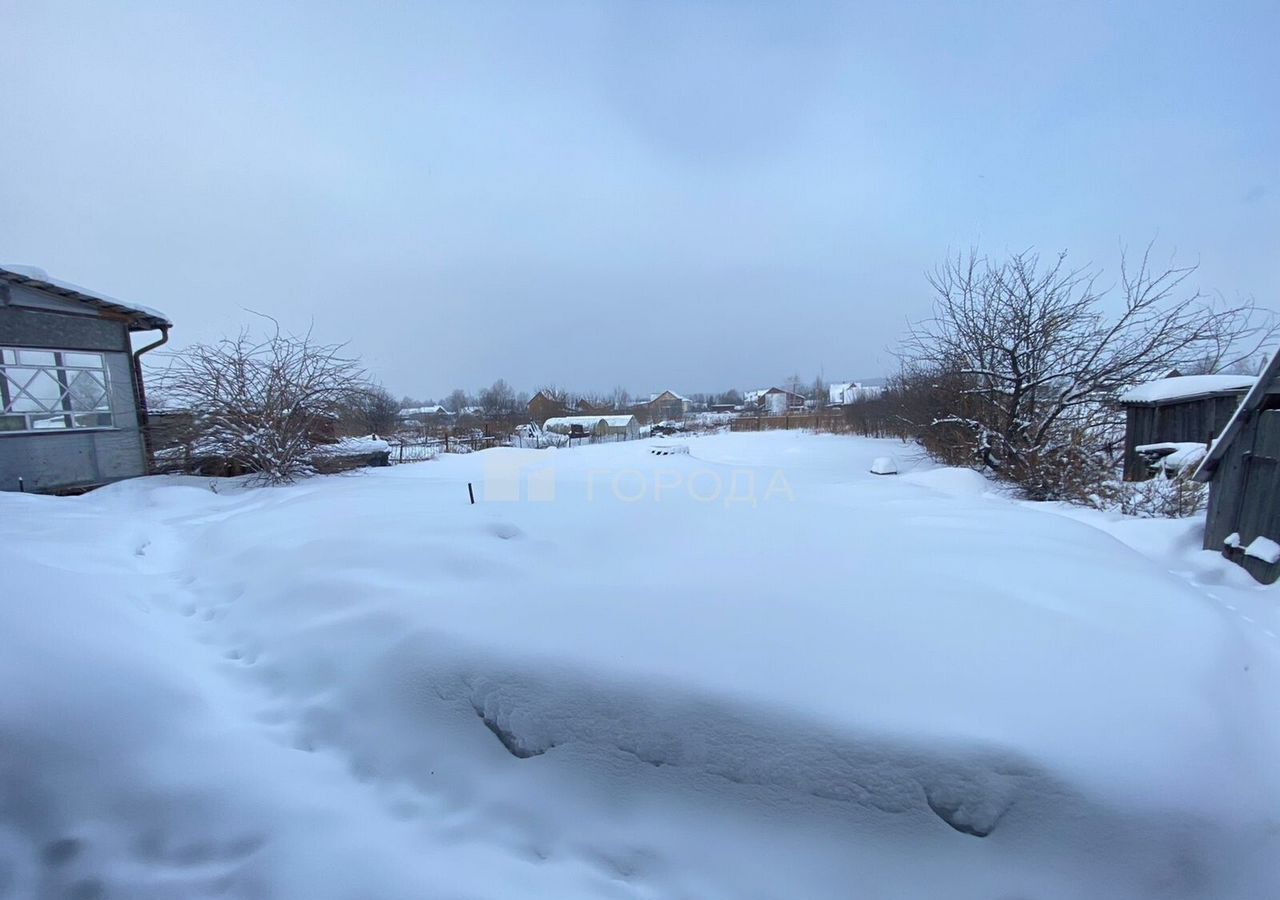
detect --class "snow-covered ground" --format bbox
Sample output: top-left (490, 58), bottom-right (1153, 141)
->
top-left (3, 431), bottom-right (1277, 899)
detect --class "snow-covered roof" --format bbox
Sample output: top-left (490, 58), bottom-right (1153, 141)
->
top-left (310, 436), bottom-right (392, 456)
top-left (543, 414), bottom-right (637, 429)
top-left (1118, 374), bottom-right (1256, 405)
top-left (0, 264), bottom-right (172, 330)
top-left (399, 405), bottom-right (449, 416)
top-left (747, 386), bottom-right (804, 401)
top-left (645, 391), bottom-right (689, 403)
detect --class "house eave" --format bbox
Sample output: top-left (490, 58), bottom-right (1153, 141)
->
top-left (0, 267), bottom-right (172, 331)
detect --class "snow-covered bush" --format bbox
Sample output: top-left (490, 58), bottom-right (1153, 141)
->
top-left (1107, 467), bottom-right (1208, 518)
top-left (156, 324), bottom-right (366, 483)
top-left (895, 244), bottom-right (1272, 503)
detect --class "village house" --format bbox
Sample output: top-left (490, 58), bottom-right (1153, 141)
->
top-left (0, 265), bottom-right (171, 492)
top-left (828, 382), bottom-right (884, 406)
top-left (527, 390), bottom-right (570, 426)
top-left (642, 390), bottom-right (690, 422)
top-left (1193, 352), bottom-right (1280, 584)
top-left (1118, 373), bottom-right (1255, 480)
top-left (744, 386), bottom-right (806, 416)
top-left (398, 404), bottom-right (450, 425)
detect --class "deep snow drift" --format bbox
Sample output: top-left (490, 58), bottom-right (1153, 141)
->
top-left (2, 432), bottom-right (1278, 899)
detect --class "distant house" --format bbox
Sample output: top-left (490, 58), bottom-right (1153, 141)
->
top-left (746, 387), bottom-right (806, 416)
top-left (1118, 374), bottom-right (1255, 480)
top-left (828, 382), bottom-right (855, 405)
top-left (527, 390), bottom-right (570, 426)
top-left (1, 264), bottom-right (171, 493)
top-left (828, 382), bottom-right (884, 406)
top-left (543, 414), bottom-right (639, 440)
top-left (575, 397), bottom-right (613, 415)
top-left (643, 390), bottom-right (690, 422)
top-left (398, 405), bottom-right (449, 423)
top-left (1193, 353), bottom-right (1280, 583)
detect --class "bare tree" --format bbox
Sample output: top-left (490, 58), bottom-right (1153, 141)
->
top-left (477, 379), bottom-right (518, 417)
top-left (608, 386), bottom-right (632, 410)
top-left (444, 388), bottom-right (470, 414)
top-left (535, 384), bottom-right (570, 404)
top-left (157, 324), bottom-right (365, 483)
top-left (811, 375), bottom-right (828, 411)
top-left (898, 244), bottom-right (1275, 500)
top-left (338, 384), bottom-right (401, 437)
top-left (784, 372), bottom-right (805, 397)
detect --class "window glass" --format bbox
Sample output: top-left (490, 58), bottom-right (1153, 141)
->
top-left (62, 352), bottom-right (105, 368)
top-left (16, 349), bottom-right (56, 366)
top-left (0, 347), bottom-right (115, 431)
top-left (31, 412), bottom-right (70, 430)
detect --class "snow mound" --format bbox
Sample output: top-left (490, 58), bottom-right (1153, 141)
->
top-left (1135, 441), bottom-right (1208, 472)
top-left (1244, 535), bottom-right (1280, 564)
top-left (902, 466), bottom-right (994, 496)
top-left (870, 455), bottom-right (898, 475)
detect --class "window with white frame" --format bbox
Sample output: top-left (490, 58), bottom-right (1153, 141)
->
top-left (0, 347), bottom-right (116, 432)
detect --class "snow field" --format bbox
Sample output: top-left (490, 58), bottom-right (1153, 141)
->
top-left (2, 431), bottom-right (1278, 899)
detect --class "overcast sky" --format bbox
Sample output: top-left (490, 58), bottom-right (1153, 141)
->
top-left (1, 1), bottom-right (1276, 399)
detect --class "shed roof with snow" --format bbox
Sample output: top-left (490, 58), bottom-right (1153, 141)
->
top-left (1118, 374), bottom-right (1256, 406)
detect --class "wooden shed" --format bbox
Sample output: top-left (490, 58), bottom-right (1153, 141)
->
top-left (1193, 351), bottom-right (1280, 583)
top-left (1118, 375), bottom-right (1255, 480)
top-left (1, 264), bottom-right (171, 492)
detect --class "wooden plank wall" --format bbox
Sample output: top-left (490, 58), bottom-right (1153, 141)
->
top-left (1123, 395), bottom-right (1242, 480)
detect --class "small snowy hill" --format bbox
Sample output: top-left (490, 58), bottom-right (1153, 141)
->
top-left (2, 432), bottom-right (1278, 899)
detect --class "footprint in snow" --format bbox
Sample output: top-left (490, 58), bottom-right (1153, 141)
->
top-left (222, 647), bottom-right (257, 665)
top-left (485, 521), bottom-right (524, 541)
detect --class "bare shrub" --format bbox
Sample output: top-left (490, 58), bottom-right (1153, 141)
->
top-left (157, 324), bottom-right (365, 483)
top-left (896, 244), bottom-right (1273, 502)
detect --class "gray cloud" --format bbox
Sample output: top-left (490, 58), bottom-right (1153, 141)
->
top-left (1, 0), bottom-right (1277, 399)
